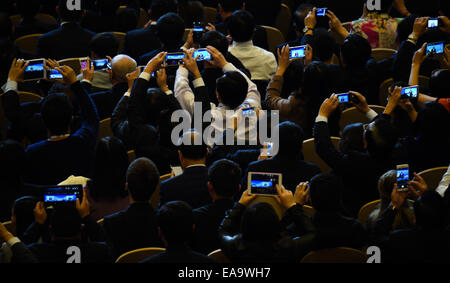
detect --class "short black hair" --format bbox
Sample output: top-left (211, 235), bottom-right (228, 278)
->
top-left (156, 12), bottom-right (185, 47)
top-left (89, 32), bottom-right (119, 58)
top-left (364, 117), bottom-right (398, 159)
top-left (228, 10), bottom-right (255, 42)
top-left (12, 196), bottom-right (39, 237)
top-left (150, 0), bottom-right (178, 21)
top-left (309, 173), bottom-right (344, 212)
top-left (396, 15), bottom-right (417, 43)
top-left (50, 205), bottom-right (82, 238)
top-left (178, 0), bottom-right (204, 28)
top-left (430, 69), bottom-right (450, 99)
top-left (216, 71), bottom-right (248, 109)
top-left (339, 123), bottom-right (365, 153)
top-left (158, 201), bottom-right (193, 244)
top-left (96, 0), bottom-right (121, 15)
top-left (241, 202), bottom-right (281, 242)
top-left (17, 0), bottom-right (41, 19)
top-left (116, 8), bottom-right (138, 32)
top-left (208, 159), bottom-right (241, 198)
top-left (177, 130), bottom-right (208, 160)
top-left (41, 93), bottom-right (73, 135)
top-left (218, 0), bottom-right (243, 12)
top-left (126, 157), bottom-right (160, 202)
top-left (200, 30), bottom-right (229, 56)
top-left (277, 121), bottom-right (305, 157)
top-left (416, 101), bottom-right (450, 141)
top-left (58, 0), bottom-right (84, 22)
top-left (414, 190), bottom-right (447, 230)
top-left (0, 12), bottom-right (12, 38)
top-left (341, 34), bottom-right (372, 68)
top-left (312, 28), bottom-right (337, 62)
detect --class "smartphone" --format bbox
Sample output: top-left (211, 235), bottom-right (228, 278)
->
top-left (165, 52), bottom-right (185, 67)
top-left (79, 57), bottom-right (89, 70)
top-left (43, 185), bottom-right (83, 209)
top-left (316, 8), bottom-right (327, 16)
top-left (193, 22), bottom-right (204, 43)
top-left (336, 93), bottom-right (360, 104)
top-left (248, 172), bottom-right (282, 196)
top-left (193, 48), bottom-right (212, 61)
top-left (138, 66), bottom-right (156, 77)
top-left (289, 45), bottom-right (306, 59)
top-left (241, 107), bottom-right (256, 117)
top-left (47, 69), bottom-right (63, 80)
top-left (426, 41), bottom-right (444, 55)
top-left (24, 59), bottom-right (46, 81)
top-left (261, 142), bottom-right (274, 157)
top-left (401, 85), bottom-right (418, 99)
top-left (428, 18), bottom-right (439, 28)
top-left (396, 164), bottom-right (409, 191)
top-left (92, 58), bottom-right (109, 70)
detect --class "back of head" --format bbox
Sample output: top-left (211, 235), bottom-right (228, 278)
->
top-left (91, 136), bottom-right (129, 201)
top-left (158, 201), bottom-right (193, 244)
top-left (302, 61), bottom-right (331, 108)
top-left (126, 157), bottom-right (160, 202)
top-left (216, 71), bottom-right (248, 109)
top-left (228, 10), bottom-right (255, 43)
top-left (414, 190), bottom-right (447, 230)
top-left (17, 0), bottom-right (40, 19)
top-left (377, 170), bottom-right (396, 200)
top-left (430, 69), bottom-right (450, 99)
top-left (156, 12), bottom-right (185, 47)
top-left (50, 205), bottom-right (82, 238)
top-left (218, 0), bottom-right (244, 13)
top-left (0, 12), bottom-right (12, 38)
top-left (283, 59), bottom-right (304, 96)
top-left (364, 117), bottom-right (398, 159)
top-left (145, 87), bottom-right (171, 125)
top-left (97, 0), bottom-right (121, 16)
top-left (396, 15), bottom-right (417, 43)
top-left (41, 93), bottom-right (73, 135)
top-left (243, 0), bottom-right (280, 26)
top-left (241, 202), bottom-right (281, 243)
top-left (111, 54), bottom-right (137, 83)
top-left (89, 32), bottom-right (119, 58)
top-left (208, 159), bottom-right (241, 198)
top-left (276, 121), bottom-right (304, 157)
top-left (309, 173), bottom-right (343, 212)
top-left (200, 30), bottom-right (229, 56)
top-left (12, 196), bottom-right (39, 237)
top-left (178, 0), bottom-right (204, 28)
top-left (116, 8), bottom-right (139, 32)
top-left (312, 28), bottom-right (337, 62)
top-left (339, 123), bottom-right (365, 153)
top-left (416, 101), bottom-right (450, 141)
top-left (341, 34), bottom-right (372, 68)
top-left (177, 130), bottom-right (208, 160)
top-left (150, 0), bottom-right (178, 21)
top-left (58, 0), bottom-right (84, 22)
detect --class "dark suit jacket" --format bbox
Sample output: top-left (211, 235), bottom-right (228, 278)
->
top-left (13, 18), bottom-right (57, 40)
top-left (192, 198), bottom-right (235, 255)
top-left (103, 202), bottom-right (163, 260)
top-left (140, 244), bottom-right (216, 263)
top-left (123, 24), bottom-right (161, 61)
top-left (37, 22), bottom-right (96, 60)
top-left (245, 155), bottom-right (321, 192)
top-left (89, 82), bottom-right (129, 120)
top-left (159, 166), bottom-right (212, 209)
top-left (7, 241), bottom-right (38, 263)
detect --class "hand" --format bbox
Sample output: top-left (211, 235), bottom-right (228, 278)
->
top-left (411, 17), bottom-right (429, 39)
top-left (384, 86), bottom-right (402, 115)
top-left (438, 16), bottom-right (450, 34)
top-left (276, 45), bottom-right (292, 76)
top-left (326, 9), bottom-right (344, 32)
top-left (318, 94), bottom-right (339, 118)
top-left (397, 98), bottom-right (417, 122)
top-left (206, 45), bottom-right (228, 68)
top-left (156, 67), bottom-right (169, 92)
top-left (34, 202), bottom-right (47, 225)
top-left (275, 184), bottom-right (296, 209)
top-left (294, 182), bottom-right (310, 205)
top-left (143, 19), bottom-right (153, 29)
top-left (361, 3), bottom-right (369, 19)
top-left (81, 57), bottom-right (94, 82)
top-left (390, 184), bottom-right (408, 208)
top-left (144, 52), bottom-right (167, 74)
top-left (205, 23), bottom-right (216, 31)
top-left (126, 68), bottom-right (140, 91)
top-left (238, 189), bottom-right (257, 207)
top-left (182, 29), bottom-right (194, 50)
top-left (304, 7), bottom-right (317, 30)
top-left (0, 222), bottom-right (14, 242)
top-left (182, 48), bottom-right (201, 79)
top-left (52, 65), bottom-right (78, 85)
top-left (411, 43), bottom-right (428, 66)
top-left (8, 58), bottom-right (29, 82)
top-left (349, 91), bottom-right (370, 114)
top-left (76, 188), bottom-right (90, 219)
top-left (45, 58), bottom-right (60, 69)
top-left (409, 172), bottom-right (428, 198)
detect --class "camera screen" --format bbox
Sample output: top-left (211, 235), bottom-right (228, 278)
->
top-left (426, 42), bottom-right (444, 55)
top-left (316, 8), bottom-right (327, 16)
top-left (43, 185), bottom-right (82, 207)
top-left (24, 60), bottom-right (45, 81)
top-left (337, 94), bottom-right (350, 103)
top-left (249, 173), bottom-right (280, 195)
top-left (194, 49), bottom-right (212, 61)
top-left (165, 53), bottom-right (185, 66)
top-left (49, 69), bottom-right (63, 79)
top-left (428, 19), bottom-right (438, 28)
top-left (93, 59), bottom-right (109, 70)
top-left (290, 46), bottom-right (306, 59)
top-left (397, 168), bottom-right (409, 189)
top-left (401, 86), bottom-right (418, 98)
top-left (241, 107), bottom-right (256, 117)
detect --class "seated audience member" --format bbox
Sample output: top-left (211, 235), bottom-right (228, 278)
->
top-left (178, 0), bottom-right (204, 28)
top-left (314, 92), bottom-right (398, 216)
top-left (373, 189), bottom-right (450, 263)
top-left (13, 0), bottom-right (57, 40)
top-left (141, 201), bottom-right (216, 263)
top-left (243, 0), bottom-right (280, 27)
top-left (86, 137), bottom-right (130, 221)
top-left (123, 0), bottom-right (178, 61)
top-left (9, 196), bottom-right (40, 241)
top-left (159, 130), bottom-right (212, 209)
top-left (192, 159), bottom-right (241, 254)
top-left (4, 61), bottom-right (100, 186)
top-left (0, 221), bottom-right (37, 263)
top-left (27, 204), bottom-right (111, 263)
top-left (365, 170), bottom-right (415, 231)
top-left (116, 7), bottom-right (139, 33)
top-left (282, 3), bottom-right (313, 47)
top-left (307, 173), bottom-right (368, 250)
top-left (218, 185), bottom-right (315, 262)
top-left (103, 158), bottom-right (163, 259)
top-left (245, 121), bottom-right (321, 192)
top-left (37, 0), bottom-right (96, 60)
top-left (77, 32), bottom-right (120, 93)
top-left (227, 10), bottom-right (277, 81)
top-left (81, 0), bottom-right (122, 33)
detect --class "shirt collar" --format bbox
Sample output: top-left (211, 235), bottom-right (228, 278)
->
top-left (231, 40), bottom-right (254, 48)
top-left (185, 164), bottom-right (206, 169)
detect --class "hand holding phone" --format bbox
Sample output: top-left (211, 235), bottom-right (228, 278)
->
top-left (337, 93), bottom-right (360, 104)
top-left (396, 164), bottom-right (409, 192)
top-left (24, 59), bottom-right (46, 81)
top-left (289, 45), bottom-right (306, 59)
top-left (428, 18), bottom-right (440, 28)
top-left (164, 52), bottom-right (185, 67)
top-left (316, 8), bottom-right (327, 16)
top-left (193, 48), bottom-right (212, 61)
top-left (43, 185), bottom-right (83, 209)
top-left (400, 85), bottom-right (418, 99)
top-left (92, 58), bottom-right (109, 70)
top-left (193, 22), bottom-right (204, 43)
top-left (248, 172), bottom-right (282, 196)
top-left (426, 41), bottom-right (444, 55)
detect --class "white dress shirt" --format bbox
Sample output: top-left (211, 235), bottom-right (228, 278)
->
top-left (228, 40), bottom-right (277, 81)
top-left (436, 164), bottom-right (450, 197)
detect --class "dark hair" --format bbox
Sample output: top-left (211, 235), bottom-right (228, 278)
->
top-left (416, 101), bottom-right (450, 141)
top-left (243, 0), bottom-right (280, 27)
top-left (414, 190), bottom-right (447, 230)
top-left (277, 121), bottom-right (304, 157)
top-left (216, 71), bottom-right (248, 109)
top-left (200, 30), bottom-right (229, 56)
top-left (178, 0), bottom-right (204, 28)
top-left (293, 4), bottom-right (313, 33)
top-left (145, 88), bottom-right (172, 126)
top-left (312, 28), bottom-right (337, 62)
top-left (339, 123), bottom-right (365, 153)
top-left (228, 10), bottom-right (255, 42)
top-left (89, 32), bottom-right (119, 58)
top-left (177, 130), bottom-right (208, 160)
top-left (341, 34), bottom-right (372, 68)
top-left (158, 201), bottom-right (193, 244)
top-left (208, 159), bottom-right (241, 198)
top-left (0, 12), bottom-right (12, 38)
top-left (50, 206), bottom-right (82, 238)
top-left (126, 157), bottom-right (160, 202)
top-left (396, 15), bottom-right (417, 43)
top-left (150, 0), bottom-right (178, 20)
top-left (430, 69), bottom-right (450, 99)
top-left (12, 196), bottom-right (39, 237)
top-left (282, 59), bottom-right (304, 97)
top-left (58, 0), bottom-right (84, 22)
top-left (309, 173), bottom-right (344, 212)
top-left (17, 0), bottom-right (41, 19)
top-left (96, 0), bottom-right (121, 15)
top-left (364, 117), bottom-right (398, 159)
top-left (117, 8), bottom-right (138, 32)
top-left (156, 12), bottom-right (185, 47)
top-left (241, 202), bottom-right (281, 243)
top-left (41, 93), bottom-right (73, 135)
top-left (218, 0), bottom-right (243, 12)
top-left (89, 137), bottom-right (129, 201)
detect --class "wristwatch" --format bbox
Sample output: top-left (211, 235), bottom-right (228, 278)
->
top-left (303, 26), bottom-right (314, 33)
top-left (407, 33), bottom-right (418, 44)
